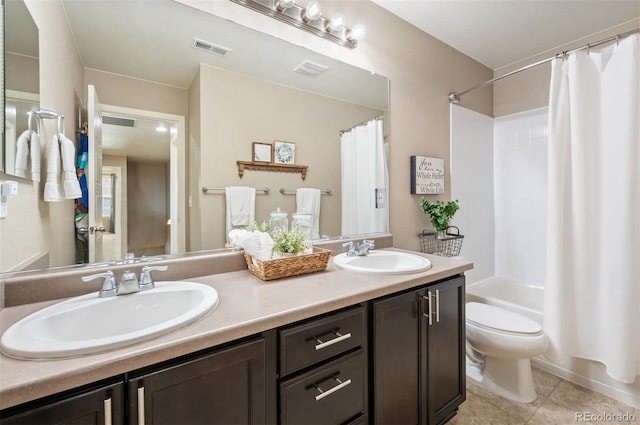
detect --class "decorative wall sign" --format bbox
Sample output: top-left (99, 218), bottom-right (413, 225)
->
top-left (273, 141), bottom-right (296, 164)
top-left (252, 142), bottom-right (272, 163)
top-left (410, 156), bottom-right (445, 194)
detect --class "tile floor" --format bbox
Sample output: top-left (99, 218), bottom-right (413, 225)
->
top-left (450, 367), bottom-right (640, 425)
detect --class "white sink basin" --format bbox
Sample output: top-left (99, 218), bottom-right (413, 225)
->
top-left (1, 281), bottom-right (218, 359)
top-left (333, 250), bottom-right (432, 274)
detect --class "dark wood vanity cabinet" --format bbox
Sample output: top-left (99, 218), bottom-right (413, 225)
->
top-left (0, 381), bottom-right (124, 425)
top-left (127, 337), bottom-right (270, 425)
top-left (1, 274), bottom-right (467, 425)
top-left (278, 306), bottom-right (368, 425)
top-left (371, 275), bottom-right (466, 425)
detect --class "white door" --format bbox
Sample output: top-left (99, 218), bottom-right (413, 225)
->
top-left (87, 85), bottom-right (105, 262)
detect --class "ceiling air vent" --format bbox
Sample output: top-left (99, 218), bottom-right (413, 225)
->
top-left (102, 115), bottom-right (135, 127)
top-left (294, 60), bottom-right (329, 78)
top-left (192, 38), bottom-right (232, 56)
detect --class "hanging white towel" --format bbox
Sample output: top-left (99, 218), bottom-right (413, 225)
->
top-left (296, 188), bottom-right (321, 240)
top-left (225, 186), bottom-right (256, 241)
top-left (14, 130), bottom-right (41, 182)
top-left (44, 134), bottom-right (63, 202)
top-left (44, 134), bottom-right (81, 202)
top-left (59, 134), bottom-right (81, 199)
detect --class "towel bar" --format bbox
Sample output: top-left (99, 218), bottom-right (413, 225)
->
top-left (279, 188), bottom-right (332, 195)
top-left (202, 186), bottom-right (270, 194)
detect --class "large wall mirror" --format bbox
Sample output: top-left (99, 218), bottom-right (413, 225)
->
top-left (1, 0), bottom-right (389, 274)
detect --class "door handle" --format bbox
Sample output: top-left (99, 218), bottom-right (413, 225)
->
top-left (138, 387), bottom-right (145, 425)
top-left (422, 294), bottom-right (433, 325)
top-left (435, 289), bottom-right (440, 323)
top-left (89, 226), bottom-right (106, 234)
top-left (313, 330), bottom-right (352, 351)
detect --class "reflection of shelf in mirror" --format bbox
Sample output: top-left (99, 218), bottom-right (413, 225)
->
top-left (236, 161), bottom-right (308, 180)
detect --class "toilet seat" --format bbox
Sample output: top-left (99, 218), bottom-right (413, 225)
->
top-left (466, 302), bottom-right (541, 335)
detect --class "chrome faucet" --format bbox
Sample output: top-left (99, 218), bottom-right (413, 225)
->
top-left (81, 271), bottom-right (118, 298)
top-left (356, 239), bottom-right (375, 256)
top-left (138, 265), bottom-right (168, 291)
top-left (342, 239), bottom-right (375, 257)
top-left (82, 265), bottom-right (168, 297)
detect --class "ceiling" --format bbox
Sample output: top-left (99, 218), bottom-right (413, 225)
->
top-left (371, 0), bottom-right (640, 69)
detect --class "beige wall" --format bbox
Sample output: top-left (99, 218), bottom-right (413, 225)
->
top-left (494, 19), bottom-right (640, 117)
top-left (83, 69), bottom-right (188, 117)
top-left (194, 65), bottom-right (383, 249)
top-left (0, 0), bottom-right (83, 271)
top-left (6, 52), bottom-right (39, 94)
top-left (188, 71), bottom-right (202, 252)
top-left (180, 0), bottom-right (494, 251)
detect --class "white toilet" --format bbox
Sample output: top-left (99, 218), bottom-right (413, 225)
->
top-left (465, 302), bottom-right (548, 403)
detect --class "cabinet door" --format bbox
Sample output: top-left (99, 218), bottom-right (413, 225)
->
top-left (128, 338), bottom-right (267, 425)
top-left (0, 382), bottom-right (124, 425)
top-left (425, 276), bottom-right (465, 425)
top-left (371, 289), bottom-right (422, 425)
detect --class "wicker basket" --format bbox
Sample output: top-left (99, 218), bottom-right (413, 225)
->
top-left (244, 247), bottom-right (331, 281)
top-left (418, 226), bottom-right (464, 257)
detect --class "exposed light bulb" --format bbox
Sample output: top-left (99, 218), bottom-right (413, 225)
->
top-left (325, 13), bottom-right (344, 33)
top-left (302, 1), bottom-right (321, 22)
top-left (346, 23), bottom-right (366, 42)
top-left (275, 0), bottom-right (295, 11)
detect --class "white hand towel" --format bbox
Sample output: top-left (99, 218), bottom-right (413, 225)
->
top-left (14, 130), bottom-right (31, 180)
top-left (296, 188), bottom-right (321, 239)
top-left (225, 186), bottom-right (256, 241)
top-left (44, 134), bottom-right (63, 202)
top-left (59, 134), bottom-right (81, 199)
top-left (13, 130), bottom-right (40, 182)
top-left (29, 132), bottom-right (41, 182)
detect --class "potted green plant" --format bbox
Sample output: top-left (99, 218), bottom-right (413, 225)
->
top-left (419, 198), bottom-right (460, 237)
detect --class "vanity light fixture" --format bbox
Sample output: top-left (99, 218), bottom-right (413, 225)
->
top-left (229, 0), bottom-right (365, 49)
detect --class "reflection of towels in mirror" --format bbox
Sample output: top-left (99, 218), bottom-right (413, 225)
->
top-left (14, 130), bottom-right (41, 182)
top-left (225, 187), bottom-right (256, 241)
top-left (296, 188), bottom-right (321, 239)
top-left (44, 134), bottom-right (82, 202)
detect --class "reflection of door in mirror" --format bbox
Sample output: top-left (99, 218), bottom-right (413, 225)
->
top-left (87, 85), bottom-right (105, 263)
top-left (4, 0), bottom-right (39, 177)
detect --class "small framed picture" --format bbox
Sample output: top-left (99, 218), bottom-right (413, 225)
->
top-left (252, 142), bottom-right (272, 163)
top-left (273, 141), bottom-right (295, 164)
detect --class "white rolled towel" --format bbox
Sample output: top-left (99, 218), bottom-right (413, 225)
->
top-left (59, 134), bottom-right (81, 199)
top-left (44, 134), bottom-right (63, 202)
top-left (13, 130), bottom-right (40, 182)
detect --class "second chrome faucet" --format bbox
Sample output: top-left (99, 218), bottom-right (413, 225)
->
top-left (82, 265), bottom-right (168, 298)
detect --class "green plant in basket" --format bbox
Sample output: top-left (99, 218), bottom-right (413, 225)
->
top-left (272, 229), bottom-right (307, 256)
top-left (419, 199), bottom-right (460, 232)
top-left (245, 221), bottom-right (271, 233)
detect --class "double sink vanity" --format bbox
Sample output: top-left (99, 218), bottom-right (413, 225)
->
top-left (0, 236), bottom-right (472, 424)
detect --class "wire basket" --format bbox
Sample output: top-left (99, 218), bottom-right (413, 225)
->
top-left (418, 226), bottom-right (464, 257)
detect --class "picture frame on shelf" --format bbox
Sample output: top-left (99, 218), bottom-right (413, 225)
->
top-left (252, 142), bottom-right (273, 163)
top-left (273, 141), bottom-right (296, 165)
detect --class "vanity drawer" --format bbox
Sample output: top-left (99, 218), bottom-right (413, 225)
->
top-left (279, 306), bottom-right (365, 376)
top-left (280, 349), bottom-right (365, 425)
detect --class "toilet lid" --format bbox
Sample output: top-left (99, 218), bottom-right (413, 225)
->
top-left (466, 302), bottom-right (542, 334)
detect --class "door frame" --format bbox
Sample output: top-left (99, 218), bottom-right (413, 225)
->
top-left (100, 104), bottom-right (186, 255)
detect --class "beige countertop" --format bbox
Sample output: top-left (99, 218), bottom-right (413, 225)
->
top-left (0, 249), bottom-right (472, 410)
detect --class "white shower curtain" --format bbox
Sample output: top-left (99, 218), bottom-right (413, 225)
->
top-left (341, 118), bottom-right (389, 236)
top-left (545, 33), bottom-right (640, 383)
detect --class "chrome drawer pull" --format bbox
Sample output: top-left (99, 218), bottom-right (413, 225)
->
top-left (313, 330), bottom-right (352, 351)
top-left (138, 387), bottom-right (145, 425)
top-left (104, 398), bottom-right (112, 425)
top-left (313, 376), bottom-right (353, 401)
top-left (435, 289), bottom-right (440, 323)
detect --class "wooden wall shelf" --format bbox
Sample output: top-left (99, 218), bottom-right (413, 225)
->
top-left (236, 161), bottom-right (308, 180)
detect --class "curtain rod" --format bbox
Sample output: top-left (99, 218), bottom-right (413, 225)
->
top-left (449, 28), bottom-right (639, 104)
top-left (339, 115), bottom-right (384, 136)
